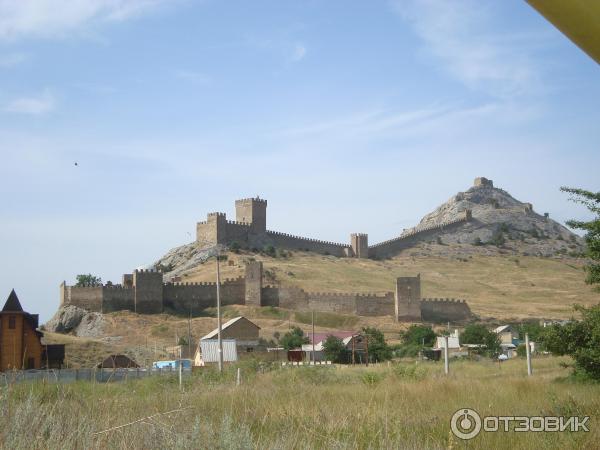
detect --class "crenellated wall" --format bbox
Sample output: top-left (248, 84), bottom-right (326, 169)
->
top-left (60, 265), bottom-right (471, 323)
top-left (368, 210), bottom-right (472, 259)
top-left (420, 298), bottom-right (472, 323)
top-left (102, 285), bottom-right (134, 312)
top-left (263, 230), bottom-right (350, 256)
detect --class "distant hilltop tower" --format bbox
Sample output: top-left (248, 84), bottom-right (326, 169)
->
top-left (473, 177), bottom-right (493, 188)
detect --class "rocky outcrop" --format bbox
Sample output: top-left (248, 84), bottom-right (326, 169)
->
top-left (45, 305), bottom-right (106, 337)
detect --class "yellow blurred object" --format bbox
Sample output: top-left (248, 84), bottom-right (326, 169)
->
top-left (526, 0), bottom-right (600, 64)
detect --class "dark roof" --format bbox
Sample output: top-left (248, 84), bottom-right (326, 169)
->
top-left (98, 354), bottom-right (139, 368)
top-left (2, 289), bottom-right (23, 312)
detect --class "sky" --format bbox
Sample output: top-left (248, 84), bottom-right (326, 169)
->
top-left (0, 0), bottom-right (598, 321)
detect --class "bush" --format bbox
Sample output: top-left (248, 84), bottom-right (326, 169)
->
top-left (280, 327), bottom-right (309, 350)
top-left (263, 245), bottom-right (277, 257)
top-left (401, 324), bottom-right (437, 347)
top-left (461, 324), bottom-right (501, 357)
top-left (393, 363), bottom-right (426, 381)
top-left (361, 371), bottom-right (385, 386)
top-left (540, 304), bottom-right (600, 380)
top-left (488, 230), bottom-right (505, 247)
top-left (322, 335), bottom-right (350, 363)
top-left (75, 274), bottom-right (102, 287)
top-left (229, 241), bottom-right (241, 253)
top-left (473, 237), bottom-right (483, 246)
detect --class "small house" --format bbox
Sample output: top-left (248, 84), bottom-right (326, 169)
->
top-left (493, 325), bottom-right (519, 345)
top-left (200, 316), bottom-right (260, 352)
top-left (194, 339), bottom-right (238, 366)
top-left (0, 290), bottom-right (65, 371)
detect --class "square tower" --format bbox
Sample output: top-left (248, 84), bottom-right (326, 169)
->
top-left (395, 275), bottom-right (422, 322)
top-left (133, 269), bottom-right (163, 314)
top-left (244, 260), bottom-right (263, 307)
top-left (350, 233), bottom-right (369, 258)
top-left (235, 197), bottom-right (267, 231)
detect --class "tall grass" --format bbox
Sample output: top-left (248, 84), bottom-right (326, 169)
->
top-left (0, 357), bottom-right (598, 449)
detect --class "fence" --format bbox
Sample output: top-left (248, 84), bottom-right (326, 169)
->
top-left (0, 367), bottom-right (193, 385)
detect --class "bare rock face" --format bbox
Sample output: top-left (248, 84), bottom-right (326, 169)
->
top-left (45, 305), bottom-right (106, 337)
top-left (409, 178), bottom-right (586, 257)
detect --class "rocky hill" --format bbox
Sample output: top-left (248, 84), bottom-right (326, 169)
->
top-left (154, 177), bottom-right (585, 280)
top-left (406, 177), bottom-right (585, 257)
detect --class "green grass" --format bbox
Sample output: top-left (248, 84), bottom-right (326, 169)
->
top-left (294, 311), bottom-right (359, 329)
top-left (1, 356), bottom-right (598, 449)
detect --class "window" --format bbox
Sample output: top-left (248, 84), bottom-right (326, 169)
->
top-left (246, 347), bottom-right (254, 353)
top-left (8, 316), bottom-right (16, 329)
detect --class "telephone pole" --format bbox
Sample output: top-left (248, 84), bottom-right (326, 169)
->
top-left (311, 310), bottom-right (316, 365)
top-left (525, 333), bottom-right (533, 376)
top-left (216, 248), bottom-right (223, 373)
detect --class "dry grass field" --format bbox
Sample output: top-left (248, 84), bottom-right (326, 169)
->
top-left (177, 248), bottom-right (597, 320)
top-left (1, 356), bottom-right (598, 449)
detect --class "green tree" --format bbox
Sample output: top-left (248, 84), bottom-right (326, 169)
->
top-left (461, 324), bottom-right (501, 357)
top-left (401, 325), bottom-right (437, 347)
top-left (75, 274), bottom-right (102, 287)
top-left (322, 335), bottom-right (349, 363)
top-left (540, 304), bottom-right (600, 380)
top-left (280, 327), bottom-right (309, 350)
top-left (362, 327), bottom-right (392, 362)
top-left (488, 230), bottom-right (505, 247)
top-left (560, 186), bottom-right (600, 285)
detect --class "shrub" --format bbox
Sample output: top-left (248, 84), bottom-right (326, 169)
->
top-left (401, 325), bottom-right (437, 347)
top-left (75, 274), bottom-right (102, 287)
top-left (263, 245), bottom-right (277, 257)
top-left (229, 241), bottom-right (241, 253)
top-left (322, 335), bottom-right (350, 363)
top-left (473, 237), bottom-right (483, 246)
top-left (393, 363), bottom-right (426, 381)
top-left (361, 371), bottom-right (385, 386)
top-left (280, 327), bottom-right (309, 350)
top-left (488, 230), bottom-right (505, 247)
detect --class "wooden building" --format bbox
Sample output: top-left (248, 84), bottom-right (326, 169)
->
top-left (0, 290), bottom-right (65, 371)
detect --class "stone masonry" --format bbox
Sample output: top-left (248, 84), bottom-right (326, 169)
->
top-left (60, 265), bottom-right (471, 323)
top-left (196, 196), bottom-right (473, 259)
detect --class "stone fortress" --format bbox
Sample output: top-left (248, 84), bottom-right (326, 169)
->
top-left (196, 196), bottom-right (473, 260)
top-left (59, 179), bottom-right (525, 323)
top-left (60, 262), bottom-right (471, 323)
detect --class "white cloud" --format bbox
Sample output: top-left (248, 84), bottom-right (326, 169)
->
top-left (0, 52), bottom-right (28, 67)
top-left (392, 0), bottom-right (545, 97)
top-left (0, 0), bottom-right (171, 40)
top-left (4, 90), bottom-right (55, 115)
top-left (291, 42), bottom-right (306, 62)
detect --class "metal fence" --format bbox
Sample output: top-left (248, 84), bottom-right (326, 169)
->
top-left (0, 367), bottom-right (193, 385)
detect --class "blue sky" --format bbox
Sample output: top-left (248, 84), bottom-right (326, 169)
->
top-left (1, 0), bottom-right (598, 320)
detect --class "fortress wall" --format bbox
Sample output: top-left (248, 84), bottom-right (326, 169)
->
top-left (163, 277), bottom-right (246, 313)
top-left (133, 270), bottom-right (163, 314)
top-left (306, 292), bottom-right (357, 314)
top-left (261, 286), bottom-right (280, 307)
top-left (102, 286), bottom-right (135, 312)
top-left (369, 216), bottom-right (468, 259)
top-left (225, 222), bottom-right (251, 244)
top-left (264, 230), bottom-right (350, 256)
top-left (355, 292), bottom-right (395, 316)
top-left (277, 286), bottom-right (309, 309)
top-left (420, 298), bottom-right (471, 323)
top-left (62, 286), bottom-right (104, 312)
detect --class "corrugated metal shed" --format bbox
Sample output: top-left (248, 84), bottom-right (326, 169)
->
top-left (199, 339), bottom-right (238, 363)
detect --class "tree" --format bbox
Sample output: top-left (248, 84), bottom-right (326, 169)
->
top-left (362, 327), bottom-right (392, 362)
top-left (461, 324), bottom-right (501, 357)
top-left (401, 325), bottom-right (437, 347)
top-left (75, 274), bottom-right (102, 287)
top-left (322, 335), bottom-right (348, 363)
top-left (540, 304), bottom-right (600, 380)
top-left (280, 327), bottom-right (309, 350)
top-left (560, 186), bottom-right (600, 285)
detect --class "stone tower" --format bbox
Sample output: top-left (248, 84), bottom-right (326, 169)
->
top-left (473, 177), bottom-right (493, 188)
top-left (350, 233), bottom-right (369, 258)
top-left (235, 197), bottom-right (267, 231)
top-left (244, 260), bottom-right (263, 307)
top-left (395, 275), bottom-right (422, 322)
top-left (133, 269), bottom-right (163, 314)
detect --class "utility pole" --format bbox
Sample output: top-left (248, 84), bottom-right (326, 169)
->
top-left (525, 333), bottom-right (533, 376)
top-left (311, 310), bottom-right (315, 365)
top-left (351, 335), bottom-right (355, 365)
top-left (365, 334), bottom-right (369, 367)
top-left (216, 248), bottom-right (223, 373)
top-left (188, 307), bottom-right (192, 360)
top-left (444, 335), bottom-right (449, 375)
